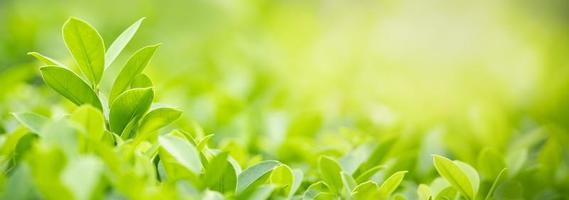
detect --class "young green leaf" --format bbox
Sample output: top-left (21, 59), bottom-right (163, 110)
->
top-left (355, 165), bottom-right (385, 183)
top-left (417, 184), bottom-right (432, 200)
top-left (434, 186), bottom-right (458, 200)
top-left (109, 88), bottom-right (153, 134)
top-left (236, 160), bottom-right (280, 194)
top-left (40, 66), bottom-right (102, 110)
top-left (303, 181), bottom-right (330, 200)
top-left (12, 112), bottom-right (49, 134)
top-left (351, 181), bottom-right (379, 200)
top-left (136, 107), bottom-right (182, 141)
top-left (318, 156), bottom-right (344, 194)
top-left (289, 169), bottom-right (304, 199)
top-left (105, 18), bottom-right (145, 68)
top-left (159, 134), bottom-right (203, 174)
top-left (340, 171), bottom-right (357, 196)
top-left (433, 155), bottom-right (476, 200)
top-left (62, 17), bottom-right (105, 85)
top-left (131, 74), bottom-right (153, 88)
top-left (378, 171), bottom-right (407, 197)
top-left (61, 156), bottom-right (103, 200)
top-left (269, 164), bottom-right (294, 195)
top-left (484, 168), bottom-right (507, 200)
top-left (477, 148), bottom-right (505, 180)
top-left (109, 44), bottom-right (160, 103)
top-left (203, 152), bottom-right (237, 193)
top-left (27, 52), bottom-right (66, 66)
top-left (70, 105), bottom-right (105, 140)
top-left (454, 161), bottom-right (479, 196)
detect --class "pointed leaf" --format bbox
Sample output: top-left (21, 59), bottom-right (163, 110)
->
top-left (109, 88), bottom-right (153, 134)
top-left (378, 171), bottom-right (407, 197)
top-left (70, 105), bottom-right (105, 140)
top-left (136, 107), bottom-right (182, 140)
top-left (27, 52), bottom-right (65, 66)
top-left (236, 160), bottom-right (280, 194)
top-left (109, 44), bottom-right (160, 103)
top-left (303, 181), bottom-right (330, 200)
top-left (318, 156), bottom-right (344, 194)
top-left (352, 181), bottom-right (379, 200)
top-left (433, 155), bottom-right (475, 200)
top-left (105, 18), bottom-right (145, 68)
top-left (12, 112), bottom-right (49, 134)
top-left (203, 152), bottom-right (237, 193)
top-left (159, 134), bottom-right (202, 174)
top-left (62, 17), bottom-right (105, 85)
top-left (131, 73), bottom-right (153, 88)
top-left (270, 164), bottom-right (294, 195)
top-left (40, 66), bottom-right (102, 110)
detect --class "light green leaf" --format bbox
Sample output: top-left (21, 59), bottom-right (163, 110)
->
top-left (159, 134), bottom-right (203, 174)
top-left (109, 44), bottom-right (160, 103)
top-left (136, 107), bottom-right (182, 141)
top-left (270, 164), bottom-right (294, 195)
top-left (62, 17), bottom-right (105, 85)
top-left (341, 171), bottom-right (357, 196)
top-left (506, 149), bottom-right (526, 178)
top-left (433, 155), bottom-right (475, 200)
top-left (477, 148), bottom-right (505, 180)
top-left (40, 66), bottom-right (102, 110)
top-left (303, 181), bottom-right (330, 200)
top-left (417, 184), bottom-right (432, 200)
top-left (203, 152), bottom-right (237, 193)
top-left (131, 73), bottom-right (153, 88)
top-left (236, 160), bottom-right (280, 194)
top-left (289, 169), bottom-right (304, 199)
top-left (454, 161), bottom-right (479, 196)
top-left (105, 18), bottom-right (145, 68)
top-left (27, 52), bottom-right (65, 66)
top-left (109, 88), bottom-right (153, 134)
top-left (12, 112), bottom-right (49, 134)
top-left (355, 165), bottom-right (385, 183)
top-left (319, 156), bottom-right (344, 194)
top-left (61, 156), bottom-right (104, 200)
top-left (434, 187), bottom-right (458, 200)
top-left (378, 171), bottom-right (407, 197)
top-left (484, 168), bottom-right (507, 200)
top-left (351, 181), bottom-right (379, 200)
top-left (70, 105), bottom-right (105, 140)
top-left (248, 185), bottom-right (275, 200)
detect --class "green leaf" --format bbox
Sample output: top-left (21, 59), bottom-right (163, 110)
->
top-left (40, 66), bottom-right (102, 110)
top-left (203, 152), bottom-right (237, 193)
top-left (454, 161), bottom-right (479, 196)
top-left (319, 156), bottom-right (344, 194)
top-left (236, 160), bottom-right (280, 194)
top-left (378, 171), bottom-right (407, 197)
top-left (355, 165), bottom-right (385, 183)
top-left (270, 164), bottom-right (294, 195)
top-left (303, 181), bottom-right (330, 200)
top-left (433, 155), bottom-right (476, 200)
top-left (105, 18), bottom-right (145, 68)
top-left (351, 181), bottom-right (379, 200)
top-left (109, 44), bottom-right (160, 103)
top-left (12, 112), bottom-right (49, 134)
top-left (27, 52), bottom-right (65, 66)
top-left (61, 156), bottom-right (104, 200)
top-left (136, 107), bottom-right (182, 141)
top-left (159, 134), bottom-right (203, 174)
top-left (341, 171), bottom-right (357, 196)
top-left (62, 17), bottom-right (105, 85)
top-left (109, 88), bottom-right (153, 134)
top-left (484, 168), bottom-right (507, 200)
top-left (417, 184), bottom-right (432, 200)
top-left (70, 105), bottom-right (105, 140)
top-left (477, 148), bottom-right (505, 180)
top-left (434, 187), bottom-right (458, 200)
top-left (131, 74), bottom-right (153, 88)
top-left (289, 169), bottom-right (304, 199)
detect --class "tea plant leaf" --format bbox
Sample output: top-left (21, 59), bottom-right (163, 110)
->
top-left (40, 66), bottom-right (102, 110)
top-left (289, 169), bottom-right (304, 198)
top-left (136, 107), bottom-right (182, 141)
top-left (355, 165), bottom-right (385, 183)
top-left (159, 134), bottom-right (203, 174)
top-left (236, 160), bottom-right (280, 194)
top-left (484, 168), bottom-right (506, 200)
top-left (109, 44), bottom-right (160, 103)
top-left (477, 148), bottom-right (505, 180)
top-left (248, 185), bottom-right (275, 200)
top-left (351, 181), bottom-right (379, 200)
top-left (109, 88), bottom-right (153, 134)
top-left (269, 164), bottom-right (294, 195)
top-left (318, 156), bottom-right (344, 194)
top-left (417, 184), bottom-right (432, 200)
top-left (70, 105), bottom-right (105, 140)
top-left (378, 171), bottom-right (407, 197)
top-left (62, 17), bottom-right (105, 85)
top-left (27, 52), bottom-right (65, 66)
top-left (303, 181), bottom-right (330, 200)
top-left (12, 112), bottom-right (49, 134)
top-left (433, 155), bottom-right (475, 200)
top-left (131, 74), bottom-right (153, 88)
top-left (203, 152), bottom-right (237, 193)
top-left (434, 186), bottom-right (458, 200)
top-left (105, 18), bottom-right (145, 68)
top-left (340, 171), bottom-right (356, 196)
top-left (61, 156), bottom-right (103, 200)
top-left (454, 161), bottom-right (479, 196)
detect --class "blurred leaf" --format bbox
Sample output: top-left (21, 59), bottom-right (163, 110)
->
top-left (417, 184), bottom-right (432, 200)
top-left (248, 185), bottom-right (275, 200)
top-left (434, 187), bottom-right (458, 200)
top-left (477, 148), bottom-right (505, 180)
top-left (27, 52), bottom-right (65, 66)
top-left (355, 165), bottom-right (385, 184)
top-left (433, 155), bottom-right (476, 200)
top-left (378, 171), bottom-right (407, 198)
top-left (62, 17), bottom-right (105, 85)
top-left (485, 168), bottom-right (507, 200)
top-left (136, 107), bottom-right (182, 141)
top-left (203, 152), bottom-right (236, 193)
top-left (505, 148), bottom-right (527, 178)
top-left (318, 156), bottom-right (343, 194)
top-left (236, 160), bottom-right (280, 194)
top-left (340, 171), bottom-right (356, 197)
top-left (289, 169), bottom-right (304, 199)
top-left (61, 156), bottom-right (104, 200)
top-left (269, 164), bottom-right (294, 195)
top-left (40, 66), bottom-right (102, 110)
top-left (12, 112), bottom-right (48, 134)
top-left (70, 105), bottom-right (105, 140)
top-left (109, 44), bottom-right (160, 103)
top-left (109, 88), bottom-right (153, 135)
top-left (303, 181), bottom-right (330, 200)
top-left (105, 18), bottom-right (145, 68)
top-left (159, 134), bottom-right (203, 174)
top-left (351, 181), bottom-right (379, 200)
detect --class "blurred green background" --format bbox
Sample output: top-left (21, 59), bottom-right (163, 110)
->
top-left (1, 0), bottom-right (568, 197)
